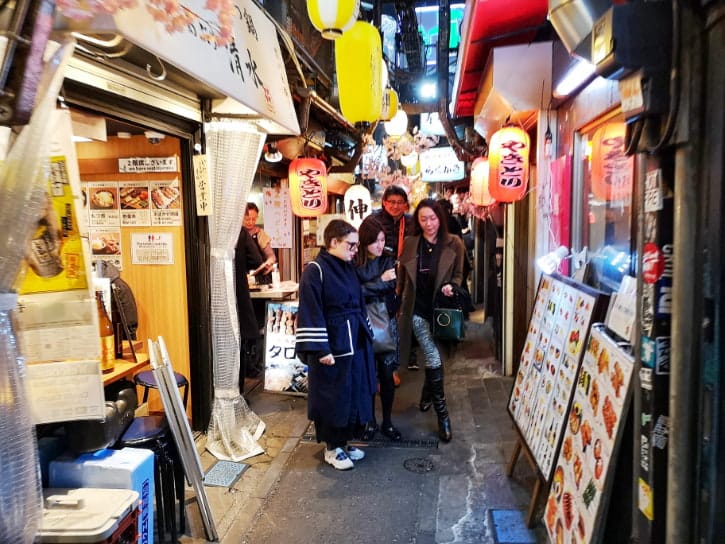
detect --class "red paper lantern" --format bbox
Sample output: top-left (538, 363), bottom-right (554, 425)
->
top-left (470, 157), bottom-right (494, 206)
top-left (289, 158), bottom-right (328, 217)
top-left (590, 122), bottom-right (633, 201)
top-left (488, 126), bottom-right (530, 202)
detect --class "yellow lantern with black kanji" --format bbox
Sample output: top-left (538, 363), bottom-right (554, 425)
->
top-left (488, 126), bottom-right (530, 203)
top-left (289, 158), bottom-right (328, 217)
top-left (381, 88), bottom-right (399, 122)
top-left (307, 0), bottom-right (360, 39)
top-left (470, 157), bottom-right (494, 206)
top-left (590, 122), bottom-right (633, 202)
top-left (335, 21), bottom-right (382, 124)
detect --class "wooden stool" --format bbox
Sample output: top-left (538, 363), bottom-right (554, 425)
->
top-left (134, 370), bottom-right (189, 409)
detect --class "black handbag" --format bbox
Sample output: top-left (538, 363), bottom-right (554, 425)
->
top-left (432, 286), bottom-right (468, 341)
top-left (366, 300), bottom-right (396, 354)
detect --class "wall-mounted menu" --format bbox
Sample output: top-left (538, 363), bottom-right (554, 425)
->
top-left (508, 274), bottom-right (606, 479)
top-left (544, 325), bottom-right (634, 544)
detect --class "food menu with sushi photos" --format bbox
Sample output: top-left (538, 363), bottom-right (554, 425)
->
top-left (544, 325), bottom-right (634, 544)
top-left (508, 274), bottom-right (608, 480)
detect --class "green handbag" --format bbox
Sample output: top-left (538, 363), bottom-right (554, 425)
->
top-left (432, 307), bottom-right (465, 341)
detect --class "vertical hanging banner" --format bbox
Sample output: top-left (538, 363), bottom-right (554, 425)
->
top-left (263, 185), bottom-right (293, 248)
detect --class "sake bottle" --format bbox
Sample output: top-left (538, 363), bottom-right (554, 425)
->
top-left (95, 291), bottom-right (115, 373)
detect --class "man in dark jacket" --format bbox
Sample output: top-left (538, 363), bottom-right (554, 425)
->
top-left (235, 227), bottom-right (264, 389)
top-left (372, 185), bottom-right (418, 371)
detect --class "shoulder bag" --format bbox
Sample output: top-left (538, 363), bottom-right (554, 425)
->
top-left (366, 299), bottom-right (396, 354)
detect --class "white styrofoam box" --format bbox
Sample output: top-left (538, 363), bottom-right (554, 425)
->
top-left (49, 448), bottom-right (154, 544)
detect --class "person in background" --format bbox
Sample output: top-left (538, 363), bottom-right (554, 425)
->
top-left (355, 216), bottom-right (402, 441)
top-left (397, 199), bottom-right (465, 442)
top-left (439, 198), bottom-right (472, 299)
top-left (372, 185), bottom-right (418, 372)
top-left (243, 202), bottom-right (276, 283)
top-left (234, 227), bottom-right (264, 392)
top-left (295, 219), bottom-right (377, 470)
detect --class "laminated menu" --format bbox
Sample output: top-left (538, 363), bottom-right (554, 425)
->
top-left (544, 325), bottom-right (634, 544)
top-left (508, 274), bottom-right (605, 479)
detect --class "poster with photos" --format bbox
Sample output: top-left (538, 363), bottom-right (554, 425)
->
top-left (85, 181), bottom-right (120, 227)
top-left (544, 326), bottom-right (634, 544)
top-left (119, 181), bottom-right (151, 226)
top-left (508, 274), bottom-right (606, 479)
top-left (89, 227), bottom-right (122, 270)
top-left (149, 180), bottom-right (182, 226)
top-left (263, 301), bottom-right (307, 396)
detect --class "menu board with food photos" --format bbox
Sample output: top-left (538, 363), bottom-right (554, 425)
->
top-left (508, 274), bottom-right (607, 480)
top-left (544, 325), bottom-right (634, 544)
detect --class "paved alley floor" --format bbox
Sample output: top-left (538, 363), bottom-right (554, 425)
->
top-left (180, 314), bottom-right (547, 544)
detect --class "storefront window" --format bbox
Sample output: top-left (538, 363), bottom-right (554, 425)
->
top-left (577, 115), bottom-right (634, 292)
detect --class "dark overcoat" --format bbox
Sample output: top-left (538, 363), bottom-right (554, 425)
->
top-left (397, 233), bottom-right (465, 364)
top-left (295, 249), bottom-right (376, 428)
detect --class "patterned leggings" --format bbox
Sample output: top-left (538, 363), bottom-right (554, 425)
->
top-left (411, 314), bottom-right (442, 370)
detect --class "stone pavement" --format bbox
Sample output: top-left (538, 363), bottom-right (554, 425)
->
top-left (179, 313), bottom-right (547, 543)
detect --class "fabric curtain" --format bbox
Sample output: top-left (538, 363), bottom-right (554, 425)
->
top-left (204, 120), bottom-right (266, 461)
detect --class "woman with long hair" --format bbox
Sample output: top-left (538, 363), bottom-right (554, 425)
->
top-left (397, 199), bottom-right (465, 442)
top-left (355, 216), bottom-right (402, 441)
top-left (295, 220), bottom-right (377, 469)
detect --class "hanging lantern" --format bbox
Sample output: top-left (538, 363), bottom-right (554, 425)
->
top-left (343, 184), bottom-right (372, 227)
top-left (384, 108), bottom-right (408, 137)
top-left (336, 21), bottom-right (382, 124)
top-left (488, 126), bottom-right (530, 202)
top-left (470, 157), bottom-right (494, 206)
top-left (289, 158), bottom-right (328, 217)
top-left (400, 150), bottom-right (418, 169)
top-left (590, 122), bottom-right (633, 202)
top-left (307, 0), bottom-right (360, 40)
top-left (381, 88), bottom-right (399, 122)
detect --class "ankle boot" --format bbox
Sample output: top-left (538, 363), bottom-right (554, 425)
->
top-left (419, 369), bottom-right (433, 412)
top-left (429, 367), bottom-right (452, 442)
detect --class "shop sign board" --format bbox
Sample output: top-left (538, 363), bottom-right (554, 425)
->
top-left (263, 301), bottom-right (307, 396)
top-left (118, 156), bottom-right (178, 173)
top-left (419, 146), bottom-right (465, 182)
top-left (65, 0), bottom-right (300, 135)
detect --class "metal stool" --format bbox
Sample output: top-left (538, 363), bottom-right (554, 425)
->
top-left (134, 370), bottom-right (189, 409)
top-left (118, 415), bottom-right (185, 544)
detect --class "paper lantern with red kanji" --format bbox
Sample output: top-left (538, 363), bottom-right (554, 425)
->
top-left (335, 21), bottom-right (383, 124)
top-left (289, 158), bottom-right (328, 217)
top-left (488, 126), bottom-right (530, 202)
top-left (470, 157), bottom-right (494, 206)
top-left (590, 122), bottom-right (633, 202)
top-left (306, 0), bottom-right (360, 40)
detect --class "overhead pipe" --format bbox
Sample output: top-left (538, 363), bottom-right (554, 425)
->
top-left (437, 0), bottom-right (476, 163)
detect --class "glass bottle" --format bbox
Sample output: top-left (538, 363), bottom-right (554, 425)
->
top-left (271, 263), bottom-right (280, 288)
top-left (95, 291), bottom-right (115, 373)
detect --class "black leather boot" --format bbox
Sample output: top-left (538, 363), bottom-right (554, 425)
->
top-left (429, 367), bottom-right (452, 442)
top-left (419, 368), bottom-right (434, 412)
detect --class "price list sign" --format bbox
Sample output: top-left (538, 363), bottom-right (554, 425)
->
top-left (131, 233), bottom-right (174, 265)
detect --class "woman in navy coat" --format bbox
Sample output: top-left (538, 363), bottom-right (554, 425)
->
top-left (295, 219), bottom-right (376, 470)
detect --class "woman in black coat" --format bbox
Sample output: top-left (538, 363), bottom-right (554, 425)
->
top-left (355, 216), bottom-right (402, 441)
top-left (295, 220), bottom-right (376, 470)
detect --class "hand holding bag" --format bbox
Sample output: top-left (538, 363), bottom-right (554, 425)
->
top-left (433, 287), bottom-right (466, 341)
top-left (366, 300), bottom-right (396, 354)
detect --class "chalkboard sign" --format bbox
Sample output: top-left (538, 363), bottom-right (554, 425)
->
top-left (508, 274), bottom-right (607, 480)
top-left (543, 325), bottom-right (634, 544)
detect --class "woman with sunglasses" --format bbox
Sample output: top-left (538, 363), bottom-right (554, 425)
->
top-left (397, 199), bottom-right (465, 442)
top-left (295, 219), bottom-right (377, 470)
top-left (355, 216), bottom-right (402, 441)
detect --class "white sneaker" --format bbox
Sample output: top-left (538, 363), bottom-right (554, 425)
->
top-left (345, 446), bottom-right (365, 461)
top-left (324, 447), bottom-right (354, 470)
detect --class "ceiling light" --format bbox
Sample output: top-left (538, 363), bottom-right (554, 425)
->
top-left (419, 81), bottom-right (437, 100)
top-left (264, 142), bottom-right (282, 163)
top-left (554, 59), bottom-right (596, 97)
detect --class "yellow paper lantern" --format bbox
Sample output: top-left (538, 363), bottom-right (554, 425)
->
top-left (336, 21), bottom-right (383, 124)
top-left (470, 157), bottom-right (494, 206)
top-left (381, 88), bottom-right (399, 122)
top-left (488, 126), bottom-right (530, 203)
top-left (307, 0), bottom-right (360, 39)
top-left (289, 158), bottom-right (328, 217)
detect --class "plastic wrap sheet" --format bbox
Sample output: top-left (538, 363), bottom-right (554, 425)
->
top-left (204, 120), bottom-right (266, 461)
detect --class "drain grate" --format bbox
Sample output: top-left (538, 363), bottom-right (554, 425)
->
top-left (403, 457), bottom-right (436, 473)
top-left (301, 422), bottom-right (438, 449)
top-left (203, 460), bottom-right (249, 488)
